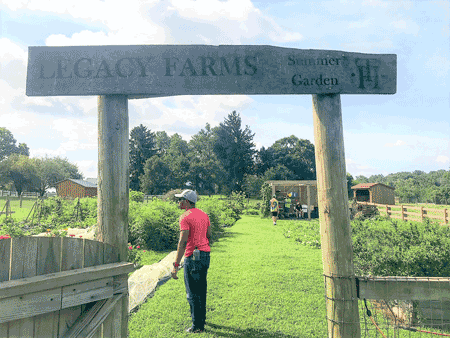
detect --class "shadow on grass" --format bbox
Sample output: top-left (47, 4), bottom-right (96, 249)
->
top-left (205, 322), bottom-right (301, 338)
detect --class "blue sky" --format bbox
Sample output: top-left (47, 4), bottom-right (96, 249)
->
top-left (0, 0), bottom-right (448, 179)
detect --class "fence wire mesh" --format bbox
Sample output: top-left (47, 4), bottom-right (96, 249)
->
top-left (324, 274), bottom-right (450, 337)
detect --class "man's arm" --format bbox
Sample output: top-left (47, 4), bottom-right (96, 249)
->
top-left (174, 230), bottom-right (189, 265)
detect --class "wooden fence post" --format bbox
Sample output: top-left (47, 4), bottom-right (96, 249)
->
top-left (444, 208), bottom-right (448, 225)
top-left (97, 94), bottom-right (129, 338)
top-left (312, 93), bottom-right (361, 337)
top-left (401, 205), bottom-right (404, 221)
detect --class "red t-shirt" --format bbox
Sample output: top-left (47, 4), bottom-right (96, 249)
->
top-left (179, 208), bottom-right (211, 257)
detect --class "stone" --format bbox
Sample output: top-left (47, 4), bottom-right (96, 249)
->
top-left (26, 45), bottom-right (396, 97)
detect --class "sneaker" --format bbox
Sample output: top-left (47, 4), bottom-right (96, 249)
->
top-left (186, 327), bottom-right (204, 333)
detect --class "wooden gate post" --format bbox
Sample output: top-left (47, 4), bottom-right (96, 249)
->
top-left (312, 93), bottom-right (361, 338)
top-left (97, 94), bottom-right (129, 337)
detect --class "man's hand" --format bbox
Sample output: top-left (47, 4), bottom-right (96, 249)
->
top-left (171, 267), bottom-right (179, 279)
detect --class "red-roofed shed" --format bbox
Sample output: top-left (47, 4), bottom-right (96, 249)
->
top-left (351, 183), bottom-right (395, 205)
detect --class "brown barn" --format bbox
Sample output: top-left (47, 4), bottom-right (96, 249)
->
top-left (351, 183), bottom-right (395, 205)
top-left (56, 179), bottom-right (97, 198)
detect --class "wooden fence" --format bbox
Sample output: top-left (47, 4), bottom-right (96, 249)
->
top-left (356, 201), bottom-right (449, 225)
top-left (357, 275), bottom-right (450, 328)
top-left (0, 236), bottom-right (134, 337)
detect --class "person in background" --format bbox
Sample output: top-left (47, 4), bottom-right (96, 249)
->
top-left (269, 194), bottom-right (279, 225)
top-left (295, 202), bottom-right (303, 219)
top-left (285, 194), bottom-right (291, 217)
top-left (171, 189), bottom-right (212, 334)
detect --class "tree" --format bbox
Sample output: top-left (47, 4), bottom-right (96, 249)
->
top-left (140, 155), bottom-right (173, 195)
top-left (0, 154), bottom-right (38, 196)
top-left (164, 133), bottom-right (190, 189)
top-left (267, 135), bottom-right (316, 180)
top-left (188, 123), bottom-right (225, 194)
top-left (129, 124), bottom-right (156, 191)
top-left (347, 173), bottom-right (355, 199)
top-left (31, 156), bottom-right (83, 196)
top-left (262, 164), bottom-right (297, 181)
top-left (0, 127), bottom-right (29, 161)
top-left (154, 131), bottom-right (171, 157)
top-left (213, 111), bottom-right (256, 193)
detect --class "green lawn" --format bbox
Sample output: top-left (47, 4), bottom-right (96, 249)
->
top-left (0, 196), bottom-right (37, 223)
top-left (128, 215), bottom-right (327, 338)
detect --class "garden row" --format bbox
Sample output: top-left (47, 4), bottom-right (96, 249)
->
top-left (0, 190), bottom-right (257, 260)
top-left (281, 215), bottom-right (450, 278)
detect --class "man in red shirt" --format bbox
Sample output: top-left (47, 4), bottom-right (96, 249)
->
top-left (171, 189), bottom-right (212, 334)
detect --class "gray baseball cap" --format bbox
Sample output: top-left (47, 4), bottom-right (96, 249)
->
top-left (175, 189), bottom-right (197, 203)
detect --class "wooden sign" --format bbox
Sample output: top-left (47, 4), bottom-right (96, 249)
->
top-left (26, 45), bottom-right (396, 98)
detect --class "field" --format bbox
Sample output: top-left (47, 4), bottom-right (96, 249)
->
top-left (0, 196), bottom-right (39, 222)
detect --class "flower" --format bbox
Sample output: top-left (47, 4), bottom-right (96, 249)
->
top-left (128, 246), bottom-right (133, 250)
top-left (46, 229), bottom-right (51, 232)
top-left (137, 246), bottom-right (140, 249)
top-left (79, 235), bottom-right (82, 238)
top-left (69, 234), bottom-right (75, 237)
top-left (143, 250), bottom-right (146, 253)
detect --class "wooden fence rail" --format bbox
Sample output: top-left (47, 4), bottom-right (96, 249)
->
top-left (357, 276), bottom-right (450, 326)
top-left (0, 236), bottom-right (134, 338)
top-left (356, 201), bottom-right (449, 225)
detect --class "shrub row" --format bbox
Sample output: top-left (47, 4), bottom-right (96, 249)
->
top-left (281, 215), bottom-right (450, 277)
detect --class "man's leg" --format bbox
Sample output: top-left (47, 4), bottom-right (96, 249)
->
top-left (198, 252), bottom-right (210, 330)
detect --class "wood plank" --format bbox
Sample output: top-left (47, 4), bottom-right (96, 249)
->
top-left (62, 277), bottom-right (113, 309)
top-left (8, 317), bottom-right (34, 337)
top-left (113, 274), bottom-right (128, 295)
top-left (10, 237), bottom-right (38, 279)
top-left (0, 262), bottom-right (134, 300)
top-left (0, 322), bottom-right (7, 337)
top-left (9, 237), bottom-right (38, 336)
top-left (58, 305), bottom-right (82, 338)
top-left (34, 309), bottom-right (59, 338)
top-left (358, 276), bottom-right (450, 301)
top-left (102, 300), bottom-right (122, 338)
top-left (61, 299), bottom-right (107, 338)
top-left (84, 240), bottom-right (103, 268)
top-left (78, 294), bottom-right (123, 338)
top-left (36, 237), bottom-right (62, 276)
top-left (0, 238), bottom-right (11, 282)
top-left (61, 237), bottom-right (84, 271)
top-left (0, 287), bottom-right (61, 324)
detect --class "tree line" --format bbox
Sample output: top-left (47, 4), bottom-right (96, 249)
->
top-left (0, 127), bottom-right (82, 196)
top-left (129, 110), bottom-right (316, 196)
top-left (1, 111), bottom-right (449, 205)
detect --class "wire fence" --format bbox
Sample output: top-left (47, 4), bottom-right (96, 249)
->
top-left (324, 274), bottom-right (450, 337)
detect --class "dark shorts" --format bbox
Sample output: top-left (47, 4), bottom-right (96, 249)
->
top-left (271, 211), bottom-right (278, 217)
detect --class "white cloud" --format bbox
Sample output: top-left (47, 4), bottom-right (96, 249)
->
top-left (436, 155), bottom-right (450, 164)
top-left (384, 140), bottom-right (407, 147)
top-left (390, 19), bottom-right (420, 36)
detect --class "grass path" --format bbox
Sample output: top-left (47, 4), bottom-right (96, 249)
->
top-left (128, 215), bottom-right (327, 338)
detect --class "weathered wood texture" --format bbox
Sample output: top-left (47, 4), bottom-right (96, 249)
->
top-left (26, 45), bottom-right (397, 97)
top-left (0, 236), bottom-right (132, 338)
top-left (97, 94), bottom-right (130, 338)
top-left (97, 95), bottom-right (129, 263)
top-left (312, 93), bottom-right (361, 337)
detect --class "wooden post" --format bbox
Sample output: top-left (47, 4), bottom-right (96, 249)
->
top-left (421, 206), bottom-right (424, 222)
top-left (307, 184), bottom-right (311, 221)
top-left (97, 94), bottom-right (129, 337)
top-left (444, 208), bottom-right (448, 225)
top-left (401, 205), bottom-right (404, 221)
top-left (312, 93), bottom-right (361, 337)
